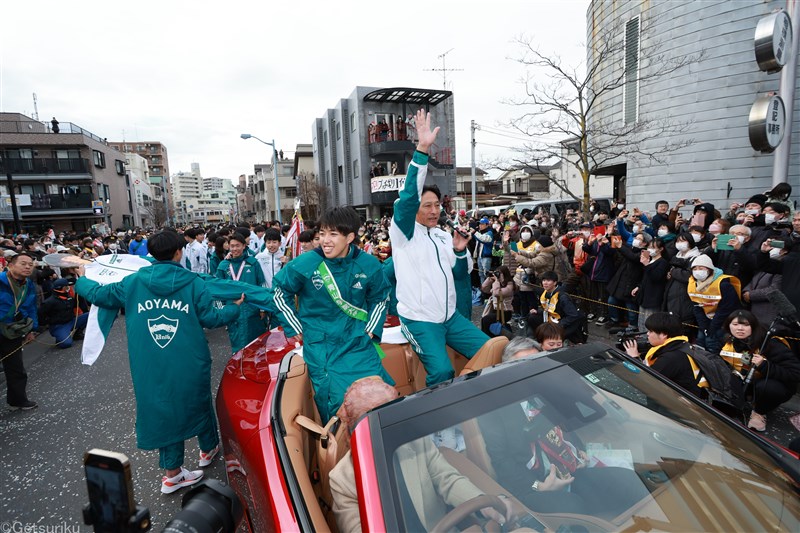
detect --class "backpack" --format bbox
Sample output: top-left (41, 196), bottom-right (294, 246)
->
top-left (686, 343), bottom-right (747, 418)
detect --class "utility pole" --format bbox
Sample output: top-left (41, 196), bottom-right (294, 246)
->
top-left (423, 48), bottom-right (464, 90)
top-left (6, 172), bottom-right (21, 234)
top-left (773, 1), bottom-right (800, 186)
top-left (32, 93), bottom-right (39, 121)
top-left (470, 120), bottom-right (477, 210)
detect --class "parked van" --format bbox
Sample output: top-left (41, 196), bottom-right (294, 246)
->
top-left (512, 198), bottom-right (612, 218)
top-left (465, 205), bottom-right (511, 219)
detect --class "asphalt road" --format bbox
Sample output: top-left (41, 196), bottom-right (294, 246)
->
top-left (2, 313), bottom-right (799, 531)
top-left (0, 323), bottom-right (234, 531)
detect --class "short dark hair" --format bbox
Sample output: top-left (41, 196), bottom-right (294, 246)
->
top-left (535, 322), bottom-right (565, 343)
top-left (421, 184), bottom-right (441, 201)
top-left (298, 229), bottom-right (316, 243)
top-left (764, 202), bottom-right (789, 215)
top-left (148, 231), bottom-right (186, 261)
top-left (655, 200), bottom-right (669, 208)
top-left (644, 312), bottom-right (683, 338)
top-left (254, 225), bottom-right (266, 233)
top-left (264, 228), bottom-right (281, 242)
top-left (229, 233), bottom-right (247, 246)
top-left (319, 206), bottom-right (360, 236)
top-left (540, 271), bottom-right (559, 282)
top-left (184, 228), bottom-right (197, 240)
top-left (8, 252), bottom-right (35, 264)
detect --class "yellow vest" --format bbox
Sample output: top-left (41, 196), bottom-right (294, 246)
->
top-left (719, 342), bottom-right (749, 373)
top-left (540, 290), bottom-right (561, 323)
top-left (687, 274), bottom-right (741, 318)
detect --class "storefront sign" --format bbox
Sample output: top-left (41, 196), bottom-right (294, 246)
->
top-left (371, 174), bottom-right (407, 193)
top-left (754, 10), bottom-right (793, 72)
top-left (748, 94), bottom-right (786, 152)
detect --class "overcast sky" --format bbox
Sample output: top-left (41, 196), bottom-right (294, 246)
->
top-left (1, 0), bottom-right (590, 182)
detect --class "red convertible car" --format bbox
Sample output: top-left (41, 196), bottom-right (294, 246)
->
top-left (216, 328), bottom-right (800, 532)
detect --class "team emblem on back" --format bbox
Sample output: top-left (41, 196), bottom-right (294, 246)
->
top-left (147, 315), bottom-right (179, 348)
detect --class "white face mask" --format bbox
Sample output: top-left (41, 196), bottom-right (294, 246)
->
top-left (657, 228), bottom-right (669, 237)
top-left (509, 221), bottom-right (518, 228)
top-left (617, 204), bottom-right (625, 209)
top-left (692, 269), bottom-right (710, 281)
top-left (769, 248), bottom-right (782, 258)
top-left (736, 235), bottom-right (746, 244)
top-left (764, 213), bottom-right (777, 224)
top-left (633, 225), bottom-right (643, 233)
top-left (648, 248), bottom-right (658, 257)
top-left (581, 230), bottom-right (591, 238)
top-left (632, 239), bottom-right (643, 248)
top-left (745, 208), bottom-right (760, 216)
top-left (520, 232), bottom-right (532, 240)
top-left (690, 233), bottom-right (702, 242)
top-left (676, 241), bottom-right (689, 252)
top-left (540, 222), bottom-right (547, 228)
top-left (589, 206), bottom-right (595, 212)
top-left (108, 243), bottom-right (118, 251)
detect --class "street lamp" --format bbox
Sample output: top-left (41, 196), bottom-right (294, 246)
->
top-left (241, 133), bottom-right (281, 223)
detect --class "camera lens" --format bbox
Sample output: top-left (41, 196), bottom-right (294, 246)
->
top-left (162, 480), bottom-right (243, 533)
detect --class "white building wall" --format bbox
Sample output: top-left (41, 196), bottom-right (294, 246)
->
top-left (587, 0), bottom-right (800, 210)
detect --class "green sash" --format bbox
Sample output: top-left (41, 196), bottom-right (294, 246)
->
top-left (317, 261), bottom-right (385, 359)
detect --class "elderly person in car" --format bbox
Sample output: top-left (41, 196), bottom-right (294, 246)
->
top-left (329, 378), bottom-right (511, 532)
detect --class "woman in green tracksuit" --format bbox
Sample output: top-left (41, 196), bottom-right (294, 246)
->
top-left (271, 207), bottom-right (393, 423)
top-left (216, 233), bottom-right (267, 352)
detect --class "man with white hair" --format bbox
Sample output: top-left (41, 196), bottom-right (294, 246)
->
top-left (329, 378), bottom-right (511, 532)
top-left (501, 337), bottom-right (543, 362)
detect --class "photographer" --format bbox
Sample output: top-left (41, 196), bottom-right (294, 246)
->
top-left (720, 310), bottom-right (800, 432)
top-left (623, 312), bottom-right (706, 399)
top-left (40, 278), bottom-right (89, 348)
top-left (480, 266), bottom-right (515, 336)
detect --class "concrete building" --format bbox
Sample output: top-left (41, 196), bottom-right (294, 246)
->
top-left (452, 166), bottom-right (489, 211)
top-left (203, 177), bottom-right (225, 191)
top-left (171, 164), bottom-right (203, 225)
top-left (108, 140), bottom-right (171, 222)
top-left (586, 0), bottom-right (800, 209)
top-left (252, 158), bottom-right (296, 223)
top-left (124, 153), bottom-right (154, 228)
top-left (313, 86), bottom-right (456, 220)
top-left (0, 112), bottom-right (134, 232)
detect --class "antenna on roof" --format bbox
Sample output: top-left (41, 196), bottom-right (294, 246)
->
top-left (423, 48), bottom-right (463, 90)
top-left (32, 93), bottom-right (39, 121)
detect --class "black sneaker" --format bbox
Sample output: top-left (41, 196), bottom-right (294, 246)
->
top-left (9, 400), bottom-right (38, 411)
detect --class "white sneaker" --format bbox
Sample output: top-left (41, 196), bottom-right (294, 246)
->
top-left (199, 444), bottom-right (220, 467)
top-left (161, 467), bottom-right (203, 494)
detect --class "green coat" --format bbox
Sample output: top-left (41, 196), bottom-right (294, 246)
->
top-left (272, 246), bottom-right (392, 422)
top-left (75, 261), bottom-right (240, 450)
top-left (216, 254), bottom-right (267, 352)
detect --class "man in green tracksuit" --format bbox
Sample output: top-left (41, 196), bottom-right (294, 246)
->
top-left (272, 207), bottom-right (393, 422)
top-left (76, 230), bottom-right (243, 494)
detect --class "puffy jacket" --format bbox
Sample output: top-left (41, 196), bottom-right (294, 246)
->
top-left (607, 245), bottom-right (643, 302)
top-left (0, 272), bottom-right (38, 330)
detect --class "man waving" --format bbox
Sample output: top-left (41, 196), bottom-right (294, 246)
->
top-left (390, 109), bottom-right (490, 386)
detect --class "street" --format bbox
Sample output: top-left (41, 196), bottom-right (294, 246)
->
top-left (2, 317), bottom-right (799, 530)
top-left (0, 322), bottom-right (233, 531)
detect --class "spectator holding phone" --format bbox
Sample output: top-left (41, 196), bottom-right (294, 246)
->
top-left (480, 266), bottom-right (515, 336)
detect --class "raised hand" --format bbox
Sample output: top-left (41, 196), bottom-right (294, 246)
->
top-left (414, 108), bottom-right (440, 153)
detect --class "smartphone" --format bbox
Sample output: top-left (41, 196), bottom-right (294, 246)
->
top-left (716, 234), bottom-right (735, 251)
top-left (84, 449), bottom-right (135, 532)
top-left (770, 239), bottom-right (785, 249)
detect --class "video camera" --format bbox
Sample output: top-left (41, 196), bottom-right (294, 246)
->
top-left (83, 449), bottom-right (243, 533)
top-left (615, 329), bottom-right (650, 352)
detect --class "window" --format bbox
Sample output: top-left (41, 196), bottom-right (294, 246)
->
top-left (115, 160), bottom-right (125, 175)
top-left (350, 112), bottom-right (356, 132)
top-left (326, 170), bottom-right (330, 185)
top-left (324, 130), bottom-right (328, 147)
top-left (93, 150), bottom-right (106, 168)
top-left (353, 159), bottom-right (359, 179)
top-left (336, 121), bottom-right (341, 140)
top-left (623, 16), bottom-right (640, 125)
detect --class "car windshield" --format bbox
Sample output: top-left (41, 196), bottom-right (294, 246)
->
top-left (383, 351), bottom-right (800, 532)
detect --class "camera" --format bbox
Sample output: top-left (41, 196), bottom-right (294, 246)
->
top-left (84, 449), bottom-right (243, 533)
top-left (615, 329), bottom-right (649, 352)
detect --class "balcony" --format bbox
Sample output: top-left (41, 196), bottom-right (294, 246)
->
top-left (21, 193), bottom-right (94, 215)
top-left (1, 158), bottom-right (92, 180)
top-left (368, 139), bottom-right (416, 157)
top-left (0, 120), bottom-right (106, 143)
